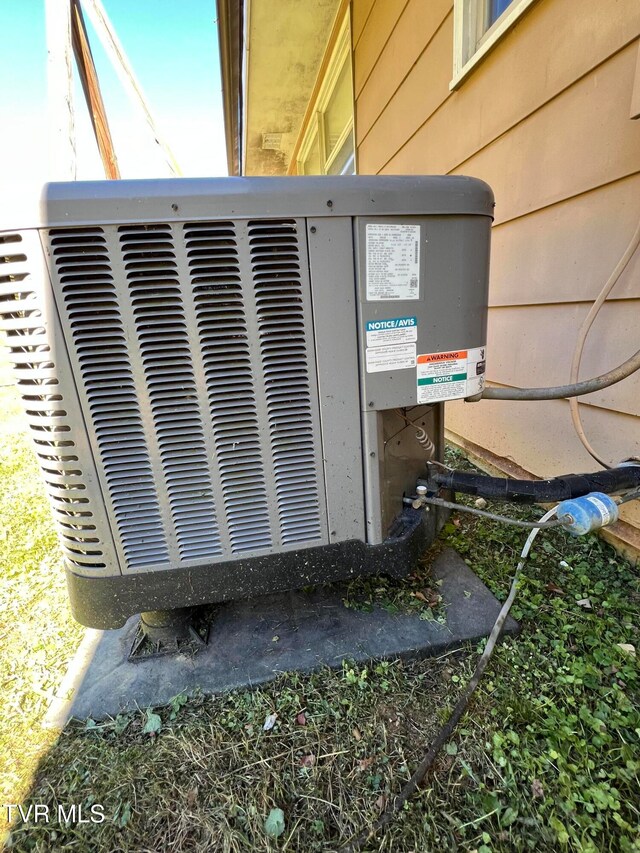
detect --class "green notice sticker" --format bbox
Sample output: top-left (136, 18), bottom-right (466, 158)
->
top-left (418, 373), bottom-right (467, 386)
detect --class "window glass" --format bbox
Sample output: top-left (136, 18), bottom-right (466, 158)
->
top-left (453, 0), bottom-right (535, 87)
top-left (488, 0), bottom-right (513, 27)
top-left (326, 133), bottom-right (355, 175)
top-left (323, 59), bottom-right (352, 161)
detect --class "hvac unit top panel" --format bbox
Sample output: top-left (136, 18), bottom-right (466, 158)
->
top-left (3, 176), bottom-right (494, 231)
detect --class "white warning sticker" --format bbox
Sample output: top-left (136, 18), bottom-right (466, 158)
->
top-left (366, 342), bottom-right (417, 373)
top-left (417, 346), bottom-right (486, 402)
top-left (366, 224), bottom-right (421, 301)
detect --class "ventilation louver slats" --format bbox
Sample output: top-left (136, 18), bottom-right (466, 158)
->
top-left (0, 232), bottom-right (106, 571)
top-left (41, 215), bottom-right (327, 575)
top-left (118, 224), bottom-right (222, 562)
top-left (184, 221), bottom-right (272, 553)
top-left (51, 227), bottom-right (169, 568)
top-left (249, 220), bottom-right (323, 545)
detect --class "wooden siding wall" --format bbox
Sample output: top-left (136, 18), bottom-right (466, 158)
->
top-left (353, 0), bottom-right (640, 534)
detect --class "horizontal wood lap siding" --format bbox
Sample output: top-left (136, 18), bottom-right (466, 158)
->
top-left (355, 0), bottom-right (451, 138)
top-left (352, 0), bottom-right (375, 47)
top-left (353, 0), bottom-right (640, 544)
top-left (356, 0), bottom-right (640, 175)
top-left (382, 39), bottom-right (640, 197)
top-left (485, 301), bottom-right (639, 418)
top-left (357, 11), bottom-right (454, 165)
top-left (489, 174), bottom-right (640, 307)
top-left (354, 0), bottom-right (410, 95)
top-left (447, 44), bottom-right (640, 222)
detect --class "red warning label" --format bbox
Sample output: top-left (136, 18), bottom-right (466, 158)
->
top-left (417, 351), bottom-right (467, 364)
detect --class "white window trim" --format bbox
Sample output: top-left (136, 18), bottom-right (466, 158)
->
top-left (295, 13), bottom-right (355, 175)
top-left (451, 0), bottom-right (540, 91)
top-left (297, 120), bottom-right (320, 175)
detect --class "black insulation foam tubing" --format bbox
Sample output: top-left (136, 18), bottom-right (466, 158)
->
top-left (429, 466), bottom-right (640, 504)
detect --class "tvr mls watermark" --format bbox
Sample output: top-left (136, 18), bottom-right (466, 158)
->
top-left (4, 803), bottom-right (105, 824)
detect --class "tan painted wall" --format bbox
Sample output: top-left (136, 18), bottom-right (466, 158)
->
top-left (353, 0), bottom-right (640, 533)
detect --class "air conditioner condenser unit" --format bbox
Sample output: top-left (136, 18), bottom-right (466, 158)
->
top-left (0, 176), bottom-right (492, 630)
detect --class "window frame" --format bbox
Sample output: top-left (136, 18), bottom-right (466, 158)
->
top-left (291, 9), bottom-right (356, 176)
top-left (451, 0), bottom-right (540, 91)
top-left (297, 123), bottom-right (321, 177)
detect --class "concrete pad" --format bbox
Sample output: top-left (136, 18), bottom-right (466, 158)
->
top-left (46, 548), bottom-right (517, 725)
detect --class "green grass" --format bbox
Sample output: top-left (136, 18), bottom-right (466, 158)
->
top-left (1, 376), bottom-right (639, 851)
top-left (0, 374), bottom-right (83, 834)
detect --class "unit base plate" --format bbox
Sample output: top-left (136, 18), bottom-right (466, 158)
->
top-left (46, 548), bottom-right (517, 725)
